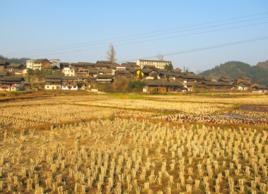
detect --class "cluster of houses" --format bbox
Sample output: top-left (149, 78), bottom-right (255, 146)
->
top-left (0, 58), bottom-right (267, 93)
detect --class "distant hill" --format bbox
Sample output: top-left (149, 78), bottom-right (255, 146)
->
top-left (256, 60), bottom-right (268, 69)
top-left (200, 61), bottom-right (268, 85)
top-left (0, 55), bottom-right (29, 65)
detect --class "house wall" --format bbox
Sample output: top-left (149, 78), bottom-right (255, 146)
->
top-left (137, 60), bottom-right (171, 70)
top-left (167, 87), bottom-right (183, 92)
top-left (0, 83), bottom-right (24, 91)
top-left (0, 85), bottom-right (11, 91)
top-left (26, 60), bottom-right (42, 71)
top-left (62, 67), bottom-right (75, 76)
top-left (145, 76), bottom-right (155, 80)
top-left (45, 84), bottom-right (61, 90)
top-left (96, 79), bottom-right (113, 83)
top-left (62, 85), bottom-right (78, 90)
top-left (143, 86), bottom-right (167, 94)
top-left (237, 86), bottom-right (249, 91)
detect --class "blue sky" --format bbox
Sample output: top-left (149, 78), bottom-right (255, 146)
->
top-left (0, 0), bottom-right (268, 71)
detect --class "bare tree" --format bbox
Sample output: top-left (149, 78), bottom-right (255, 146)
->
top-left (107, 44), bottom-right (116, 64)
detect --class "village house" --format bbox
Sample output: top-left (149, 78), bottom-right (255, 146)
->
top-left (140, 67), bottom-right (172, 80)
top-left (26, 59), bottom-right (60, 71)
top-left (44, 75), bottom-right (90, 91)
top-left (236, 83), bottom-right (249, 91)
top-left (87, 69), bottom-right (98, 78)
top-left (0, 76), bottom-right (25, 91)
top-left (70, 63), bottom-right (95, 78)
top-left (137, 59), bottom-right (172, 70)
top-left (95, 74), bottom-right (114, 83)
top-left (26, 59), bottom-right (52, 71)
top-left (218, 76), bottom-right (233, 84)
top-left (114, 69), bottom-right (132, 79)
top-left (251, 84), bottom-right (268, 93)
top-left (62, 66), bottom-right (76, 77)
top-left (157, 70), bottom-right (182, 80)
top-left (120, 62), bottom-right (140, 76)
top-left (198, 80), bottom-right (233, 91)
top-left (183, 82), bottom-right (196, 92)
top-left (95, 61), bottom-right (118, 70)
top-left (143, 80), bottom-right (185, 94)
top-left (6, 63), bottom-right (27, 75)
top-left (116, 66), bottom-right (127, 71)
top-left (75, 69), bottom-right (90, 78)
top-left (141, 68), bottom-right (154, 78)
top-left (98, 68), bottom-right (115, 76)
top-left (61, 77), bottom-right (79, 90)
top-left (180, 73), bottom-right (203, 83)
top-left (121, 62), bottom-right (139, 69)
top-left (234, 77), bottom-right (252, 91)
top-left (146, 71), bottom-right (160, 80)
top-left (59, 62), bottom-right (71, 69)
top-left (159, 71), bottom-right (174, 80)
top-left (44, 76), bottom-right (62, 90)
top-left (139, 67), bottom-right (183, 81)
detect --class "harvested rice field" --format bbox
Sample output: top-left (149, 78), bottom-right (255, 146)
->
top-left (0, 93), bottom-right (267, 193)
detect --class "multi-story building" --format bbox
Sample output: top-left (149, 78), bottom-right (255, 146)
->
top-left (62, 67), bottom-right (75, 76)
top-left (26, 59), bottom-right (59, 71)
top-left (137, 59), bottom-right (172, 70)
top-left (26, 60), bottom-right (39, 71)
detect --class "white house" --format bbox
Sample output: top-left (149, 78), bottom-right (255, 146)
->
top-left (237, 83), bottom-right (249, 91)
top-left (62, 67), bottom-right (75, 77)
top-left (44, 84), bottom-right (61, 90)
top-left (44, 76), bottom-right (62, 90)
top-left (137, 59), bottom-right (172, 70)
top-left (61, 85), bottom-right (78, 90)
top-left (26, 59), bottom-right (60, 71)
top-left (26, 60), bottom-right (42, 71)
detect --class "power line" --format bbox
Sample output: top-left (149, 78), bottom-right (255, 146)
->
top-left (111, 20), bottom-right (268, 47)
top-left (29, 19), bottom-right (268, 58)
top-left (120, 36), bottom-right (268, 62)
top-left (27, 13), bottom-right (268, 56)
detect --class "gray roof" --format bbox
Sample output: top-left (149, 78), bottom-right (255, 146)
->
top-left (142, 68), bottom-right (154, 74)
top-left (181, 73), bottom-right (203, 80)
top-left (96, 74), bottom-right (114, 79)
top-left (203, 81), bottom-right (233, 87)
top-left (145, 80), bottom-right (184, 87)
top-left (0, 76), bottom-right (24, 83)
top-left (251, 84), bottom-right (267, 90)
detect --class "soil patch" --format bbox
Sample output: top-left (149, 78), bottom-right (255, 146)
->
top-left (240, 105), bottom-right (268, 112)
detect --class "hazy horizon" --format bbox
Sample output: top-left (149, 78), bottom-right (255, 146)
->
top-left (1, 0), bottom-right (268, 72)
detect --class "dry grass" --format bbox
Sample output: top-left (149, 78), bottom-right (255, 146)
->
top-left (0, 93), bottom-right (267, 193)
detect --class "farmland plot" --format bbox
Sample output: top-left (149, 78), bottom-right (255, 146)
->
top-left (0, 94), bottom-right (267, 193)
top-left (0, 119), bottom-right (267, 193)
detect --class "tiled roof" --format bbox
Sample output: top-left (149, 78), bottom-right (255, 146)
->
top-left (0, 76), bottom-right (24, 83)
top-left (144, 80), bottom-right (184, 87)
top-left (203, 81), bottom-right (233, 86)
top-left (96, 74), bottom-right (114, 79)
